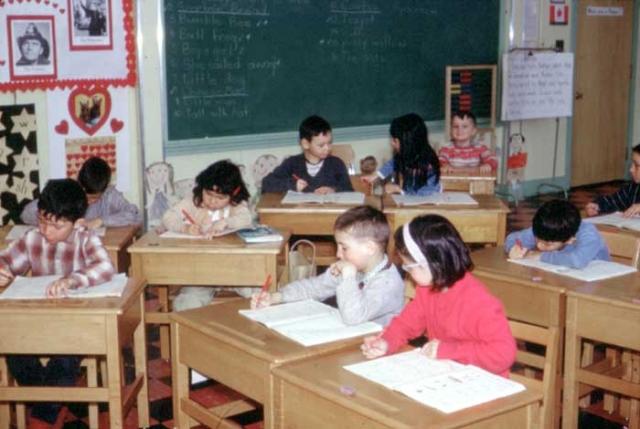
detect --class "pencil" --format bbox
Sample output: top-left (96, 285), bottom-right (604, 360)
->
top-left (181, 209), bottom-right (197, 225)
top-left (261, 274), bottom-right (273, 293)
top-left (292, 174), bottom-right (301, 182)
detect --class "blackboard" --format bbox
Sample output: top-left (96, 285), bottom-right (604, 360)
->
top-left (164, 0), bottom-right (500, 142)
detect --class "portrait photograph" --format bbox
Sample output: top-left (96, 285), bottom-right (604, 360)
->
top-left (8, 16), bottom-right (57, 80)
top-left (68, 0), bottom-right (113, 50)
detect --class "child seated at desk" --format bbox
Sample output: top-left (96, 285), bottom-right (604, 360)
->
top-left (361, 215), bottom-right (516, 377)
top-left (586, 143), bottom-right (640, 217)
top-left (0, 178), bottom-right (115, 429)
top-left (506, 199), bottom-right (609, 269)
top-left (21, 156), bottom-right (141, 228)
top-left (251, 205), bottom-right (404, 326)
top-left (439, 110), bottom-right (497, 174)
top-left (163, 160), bottom-right (253, 310)
top-left (261, 115), bottom-right (353, 194)
top-left (362, 113), bottom-right (441, 196)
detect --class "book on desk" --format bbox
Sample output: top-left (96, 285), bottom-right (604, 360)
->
top-left (391, 192), bottom-right (478, 207)
top-left (281, 190), bottom-right (365, 205)
top-left (508, 258), bottom-right (637, 282)
top-left (584, 212), bottom-right (640, 232)
top-left (0, 273), bottom-right (128, 300)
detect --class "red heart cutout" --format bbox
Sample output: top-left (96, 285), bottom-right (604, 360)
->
top-left (67, 86), bottom-right (112, 136)
top-left (0, 60), bottom-right (5, 66)
top-left (59, 8), bottom-right (65, 13)
top-left (52, 2), bottom-right (57, 6)
top-left (54, 120), bottom-right (69, 135)
top-left (110, 118), bottom-right (124, 133)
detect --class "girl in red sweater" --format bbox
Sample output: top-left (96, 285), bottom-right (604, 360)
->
top-left (361, 214), bottom-right (516, 377)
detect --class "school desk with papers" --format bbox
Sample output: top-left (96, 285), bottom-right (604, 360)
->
top-left (0, 273), bottom-right (129, 300)
top-left (281, 190), bottom-right (365, 205)
top-left (391, 192), bottom-right (478, 206)
top-left (584, 212), bottom-right (640, 231)
top-left (344, 349), bottom-right (525, 413)
top-left (239, 299), bottom-right (382, 346)
top-left (508, 258), bottom-right (637, 282)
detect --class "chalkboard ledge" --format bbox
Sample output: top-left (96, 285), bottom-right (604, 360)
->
top-left (165, 121), bottom-right (447, 156)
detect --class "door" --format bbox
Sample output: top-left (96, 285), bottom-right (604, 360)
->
top-left (571, 0), bottom-right (634, 186)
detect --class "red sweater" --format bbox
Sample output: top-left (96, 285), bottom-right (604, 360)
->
top-left (383, 272), bottom-right (516, 377)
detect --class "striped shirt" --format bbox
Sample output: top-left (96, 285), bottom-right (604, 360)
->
top-left (438, 143), bottom-right (497, 169)
top-left (595, 182), bottom-right (640, 214)
top-left (0, 228), bottom-right (115, 288)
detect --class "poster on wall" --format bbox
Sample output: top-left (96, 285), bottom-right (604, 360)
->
top-left (0, 0), bottom-right (135, 92)
top-left (0, 104), bottom-right (39, 225)
top-left (47, 86), bottom-right (130, 191)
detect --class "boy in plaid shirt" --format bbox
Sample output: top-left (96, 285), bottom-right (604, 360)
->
top-left (0, 178), bottom-right (115, 429)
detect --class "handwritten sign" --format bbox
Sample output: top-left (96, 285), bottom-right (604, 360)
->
top-left (501, 52), bottom-right (574, 121)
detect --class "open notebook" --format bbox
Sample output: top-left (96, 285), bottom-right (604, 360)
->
top-left (0, 273), bottom-right (128, 300)
top-left (159, 226), bottom-right (241, 240)
top-left (391, 192), bottom-right (478, 206)
top-left (508, 258), bottom-right (637, 282)
top-left (281, 191), bottom-right (365, 205)
top-left (584, 212), bottom-right (640, 232)
top-left (239, 300), bottom-right (382, 346)
top-left (344, 349), bottom-right (525, 413)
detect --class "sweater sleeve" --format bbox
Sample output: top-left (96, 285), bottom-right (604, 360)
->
top-left (411, 172), bottom-right (441, 196)
top-left (479, 144), bottom-right (498, 170)
top-left (332, 158), bottom-right (354, 192)
top-left (100, 187), bottom-right (142, 227)
top-left (68, 233), bottom-right (115, 287)
top-left (0, 236), bottom-right (32, 275)
top-left (162, 198), bottom-right (194, 232)
top-left (20, 199), bottom-right (39, 226)
top-left (261, 157), bottom-right (297, 193)
top-left (595, 182), bottom-right (640, 214)
top-left (382, 291), bottom-right (428, 353)
top-left (540, 223), bottom-right (609, 269)
top-left (280, 270), bottom-right (340, 303)
top-left (504, 227), bottom-right (537, 253)
top-left (225, 202), bottom-right (254, 230)
top-left (377, 159), bottom-right (394, 179)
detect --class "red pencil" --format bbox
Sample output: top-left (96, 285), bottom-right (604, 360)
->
top-left (515, 239), bottom-right (523, 248)
top-left (181, 209), bottom-right (197, 225)
top-left (292, 174), bottom-right (301, 181)
top-left (261, 274), bottom-right (273, 293)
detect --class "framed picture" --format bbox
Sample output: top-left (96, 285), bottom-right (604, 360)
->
top-left (7, 16), bottom-right (57, 80)
top-left (67, 0), bottom-right (113, 50)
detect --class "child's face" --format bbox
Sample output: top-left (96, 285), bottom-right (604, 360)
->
top-left (201, 188), bottom-right (230, 211)
top-left (301, 132), bottom-right (332, 163)
top-left (37, 212), bottom-right (75, 244)
top-left (630, 152), bottom-right (640, 183)
top-left (335, 230), bottom-right (379, 272)
top-left (451, 116), bottom-right (477, 147)
top-left (535, 238), bottom-right (571, 252)
top-left (399, 254), bottom-right (433, 286)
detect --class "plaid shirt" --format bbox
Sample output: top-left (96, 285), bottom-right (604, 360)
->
top-left (0, 227), bottom-right (115, 287)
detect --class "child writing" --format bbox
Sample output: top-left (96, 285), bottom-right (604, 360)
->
top-left (0, 178), bottom-right (115, 429)
top-left (251, 205), bottom-right (404, 326)
top-left (362, 113), bottom-right (440, 195)
top-left (261, 115), bottom-right (353, 194)
top-left (438, 110), bottom-right (497, 173)
top-left (163, 160), bottom-right (253, 310)
top-left (21, 156), bottom-right (141, 228)
top-left (586, 143), bottom-right (640, 217)
top-left (506, 199), bottom-right (609, 269)
top-left (361, 214), bottom-right (516, 377)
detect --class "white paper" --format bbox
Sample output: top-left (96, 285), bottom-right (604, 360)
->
top-left (508, 258), bottom-right (636, 282)
top-left (345, 350), bottom-right (525, 413)
top-left (0, 273), bottom-right (128, 300)
top-left (159, 226), bottom-right (239, 240)
top-left (391, 192), bottom-right (477, 206)
top-left (239, 300), bottom-right (382, 346)
top-left (281, 191), bottom-right (365, 205)
top-left (583, 212), bottom-right (640, 232)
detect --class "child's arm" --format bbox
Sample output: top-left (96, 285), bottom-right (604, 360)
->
top-left (539, 223), bottom-right (607, 269)
top-left (479, 145), bottom-right (498, 170)
top-left (332, 157), bottom-right (354, 192)
top-left (101, 187), bottom-right (142, 227)
top-left (504, 228), bottom-right (536, 254)
top-left (412, 170), bottom-right (441, 196)
top-left (278, 270), bottom-right (340, 303)
top-left (223, 202), bottom-right (253, 230)
top-left (0, 235), bottom-right (33, 281)
top-left (67, 233), bottom-right (115, 287)
top-left (381, 289), bottom-right (428, 354)
top-left (438, 146), bottom-right (452, 169)
top-left (162, 198), bottom-right (197, 233)
top-left (19, 199), bottom-right (39, 226)
top-left (593, 182), bottom-right (640, 215)
top-left (261, 157), bottom-right (300, 193)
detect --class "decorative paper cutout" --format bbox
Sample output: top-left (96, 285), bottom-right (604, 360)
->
top-left (64, 135), bottom-right (116, 180)
top-left (110, 117), bottom-right (122, 133)
top-left (54, 119), bottom-right (68, 134)
top-left (10, 107), bottom-right (37, 140)
top-left (67, 85), bottom-right (111, 136)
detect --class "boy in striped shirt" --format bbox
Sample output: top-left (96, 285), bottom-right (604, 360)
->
top-left (439, 110), bottom-right (497, 173)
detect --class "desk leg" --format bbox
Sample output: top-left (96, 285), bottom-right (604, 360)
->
top-left (497, 212), bottom-right (506, 246)
top-left (135, 296), bottom-right (150, 428)
top-left (0, 358), bottom-right (9, 429)
top-left (171, 322), bottom-right (190, 429)
top-left (106, 318), bottom-right (125, 429)
top-left (158, 286), bottom-right (170, 360)
top-left (562, 297), bottom-right (580, 429)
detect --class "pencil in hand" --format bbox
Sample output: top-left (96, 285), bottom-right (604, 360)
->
top-left (181, 209), bottom-right (197, 225)
top-left (261, 274), bottom-right (273, 293)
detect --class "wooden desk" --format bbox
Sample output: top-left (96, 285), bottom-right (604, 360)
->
top-left (441, 167), bottom-right (497, 195)
top-left (562, 277), bottom-right (640, 429)
top-left (0, 277), bottom-right (149, 429)
top-left (256, 192), bottom-right (382, 235)
top-left (383, 194), bottom-right (508, 246)
top-left (170, 299), bottom-right (363, 429)
top-left (271, 347), bottom-right (543, 429)
top-left (129, 230), bottom-right (290, 359)
top-left (0, 226), bottom-right (9, 247)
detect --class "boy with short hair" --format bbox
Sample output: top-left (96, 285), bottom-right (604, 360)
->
top-left (586, 143), bottom-right (640, 217)
top-left (251, 205), bottom-right (404, 326)
top-left (505, 199), bottom-right (609, 269)
top-left (439, 110), bottom-right (497, 173)
top-left (21, 156), bottom-right (141, 228)
top-left (261, 115), bottom-right (353, 194)
top-left (0, 178), bottom-right (115, 429)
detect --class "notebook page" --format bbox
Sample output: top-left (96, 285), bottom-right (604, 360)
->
top-left (272, 312), bottom-right (381, 346)
top-left (281, 191), bottom-right (325, 204)
top-left (0, 273), bottom-right (128, 300)
top-left (508, 258), bottom-right (637, 282)
top-left (584, 212), bottom-right (640, 231)
top-left (392, 192), bottom-right (477, 206)
top-left (239, 300), bottom-right (338, 328)
top-left (324, 192), bottom-right (365, 205)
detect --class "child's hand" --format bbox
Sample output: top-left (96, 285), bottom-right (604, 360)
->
top-left (479, 164), bottom-right (492, 174)
top-left (420, 339), bottom-right (440, 359)
top-left (210, 219), bottom-right (228, 234)
top-left (361, 335), bottom-right (388, 359)
top-left (383, 183), bottom-right (403, 195)
top-left (87, 218), bottom-right (104, 229)
top-left (46, 277), bottom-right (78, 298)
top-left (329, 260), bottom-right (357, 279)
top-left (0, 268), bottom-right (14, 287)
top-left (585, 202), bottom-right (600, 217)
top-left (314, 186), bottom-right (335, 195)
top-left (623, 204), bottom-right (640, 218)
top-left (360, 174), bottom-right (378, 184)
top-left (295, 178), bottom-right (308, 192)
top-left (524, 250), bottom-right (541, 261)
top-left (508, 242), bottom-right (528, 259)
top-left (182, 223), bottom-right (202, 236)
top-left (250, 291), bottom-right (282, 309)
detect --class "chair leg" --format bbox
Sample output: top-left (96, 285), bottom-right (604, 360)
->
top-left (16, 404), bottom-right (26, 429)
top-left (579, 341), bottom-right (595, 407)
top-left (84, 357), bottom-right (99, 429)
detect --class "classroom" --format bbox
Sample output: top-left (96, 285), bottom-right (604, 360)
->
top-left (0, 1), bottom-right (639, 428)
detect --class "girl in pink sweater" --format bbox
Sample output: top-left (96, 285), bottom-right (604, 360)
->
top-left (361, 215), bottom-right (516, 377)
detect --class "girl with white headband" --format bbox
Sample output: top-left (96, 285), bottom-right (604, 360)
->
top-left (361, 214), bottom-right (516, 377)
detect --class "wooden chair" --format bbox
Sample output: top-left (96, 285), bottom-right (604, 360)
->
top-left (331, 144), bottom-right (356, 175)
top-left (598, 227), bottom-right (640, 268)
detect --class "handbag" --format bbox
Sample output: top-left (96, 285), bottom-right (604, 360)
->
top-left (288, 239), bottom-right (317, 282)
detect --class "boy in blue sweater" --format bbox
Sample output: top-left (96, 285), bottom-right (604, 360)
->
top-left (505, 199), bottom-right (609, 269)
top-left (261, 115), bottom-right (353, 194)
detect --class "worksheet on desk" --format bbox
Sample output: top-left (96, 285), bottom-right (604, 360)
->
top-left (584, 212), bottom-right (640, 232)
top-left (391, 192), bottom-right (478, 206)
top-left (0, 273), bottom-right (128, 300)
top-left (281, 191), bottom-right (365, 205)
top-left (508, 258), bottom-right (637, 282)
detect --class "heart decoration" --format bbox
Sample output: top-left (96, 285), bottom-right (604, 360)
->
top-left (110, 118), bottom-right (124, 133)
top-left (67, 86), bottom-right (112, 136)
top-left (54, 120), bottom-right (69, 135)
top-left (0, 60), bottom-right (5, 66)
